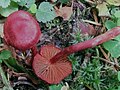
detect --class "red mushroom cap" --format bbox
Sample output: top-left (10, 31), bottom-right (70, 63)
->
top-left (32, 45), bottom-right (72, 84)
top-left (4, 10), bottom-right (41, 51)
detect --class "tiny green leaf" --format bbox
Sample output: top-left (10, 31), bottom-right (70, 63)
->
top-left (0, 0), bottom-right (10, 8)
top-left (103, 19), bottom-right (120, 58)
top-left (110, 7), bottom-right (119, 15)
top-left (29, 4), bottom-right (37, 13)
top-left (118, 86), bottom-right (120, 90)
top-left (115, 35), bottom-right (120, 41)
top-left (118, 71), bottom-right (120, 81)
top-left (114, 11), bottom-right (120, 18)
top-left (105, 20), bottom-right (117, 30)
top-left (103, 40), bottom-right (120, 58)
top-left (0, 59), bottom-right (2, 63)
top-left (0, 50), bottom-right (11, 60)
top-left (36, 2), bottom-right (56, 23)
top-left (0, 2), bottom-right (18, 17)
top-left (11, 0), bottom-right (20, 2)
top-left (49, 84), bottom-right (62, 90)
top-left (117, 18), bottom-right (120, 26)
top-left (4, 57), bottom-right (24, 72)
top-left (18, 0), bottom-right (26, 6)
top-left (18, 0), bottom-right (35, 8)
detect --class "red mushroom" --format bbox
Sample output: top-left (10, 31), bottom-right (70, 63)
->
top-left (33, 45), bottom-right (72, 84)
top-left (33, 26), bottom-right (120, 84)
top-left (4, 10), bottom-right (41, 55)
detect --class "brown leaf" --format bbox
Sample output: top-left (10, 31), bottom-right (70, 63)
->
top-left (88, 24), bottom-right (96, 35)
top-left (78, 21), bottom-right (96, 36)
top-left (55, 6), bottom-right (73, 20)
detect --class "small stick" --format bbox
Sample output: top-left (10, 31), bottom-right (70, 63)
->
top-left (99, 46), bottom-right (110, 61)
top-left (82, 19), bottom-right (102, 26)
top-left (85, 0), bottom-right (95, 4)
top-left (93, 57), bottom-right (120, 68)
top-left (114, 58), bottom-right (119, 67)
top-left (92, 9), bottom-right (98, 23)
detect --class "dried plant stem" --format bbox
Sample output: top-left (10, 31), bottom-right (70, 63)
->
top-left (92, 9), bottom-right (98, 23)
top-left (99, 46), bottom-right (110, 61)
top-left (82, 20), bottom-right (101, 26)
top-left (85, 0), bottom-right (95, 4)
top-left (114, 58), bottom-right (119, 67)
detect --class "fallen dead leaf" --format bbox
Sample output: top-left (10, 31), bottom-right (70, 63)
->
top-left (78, 21), bottom-right (96, 35)
top-left (88, 24), bottom-right (96, 35)
top-left (96, 2), bottom-right (110, 16)
top-left (55, 6), bottom-right (73, 20)
top-left (106, 0), bottom-right (120, 6)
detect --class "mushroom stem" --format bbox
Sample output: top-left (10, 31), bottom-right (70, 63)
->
top-left (50, 26), bottom-right (120, 64)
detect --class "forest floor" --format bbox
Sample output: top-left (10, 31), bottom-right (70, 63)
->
top-left (0, 0), bottom-right (120, 90)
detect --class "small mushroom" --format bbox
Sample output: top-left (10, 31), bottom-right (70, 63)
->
top-left (32, 45), bottom-right (72, 84)
top-left (33, 26), bottom-right (120, 84)
top-left (4, 10), bottom-right (41, 55)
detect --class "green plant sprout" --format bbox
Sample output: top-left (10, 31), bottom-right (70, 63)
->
top-left (0, 50), bottom-right (13, 90)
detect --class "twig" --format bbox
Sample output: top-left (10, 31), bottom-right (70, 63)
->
top-left (82, 19), bottom-right (102, 26)
top-left (92, 9), bottom-right (98, 23)
top-left (99, 46), bottom-right (110, 61)
top-left (93, 56), bottom-right (120, 68)
top-left (101, 26), bottom-right (106, 33)
top-left (85, 0), bottom-right (95, 4)
top-left (114, 58), bottom-right (119, 67)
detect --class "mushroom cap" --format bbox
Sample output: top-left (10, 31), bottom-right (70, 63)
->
top-left (4, 10), bottom-right (41, 51)
top-left (32, 45), bottom-right (72, 84)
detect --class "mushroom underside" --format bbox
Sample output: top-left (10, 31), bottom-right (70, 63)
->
top-left (33, 45), bottom-right (72, 84)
